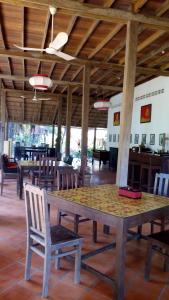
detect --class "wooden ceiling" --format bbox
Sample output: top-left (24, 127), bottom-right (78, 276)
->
top-left (1, 0), bottom-right (169, 128)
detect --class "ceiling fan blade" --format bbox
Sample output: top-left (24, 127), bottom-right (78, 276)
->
top-left (14, 44), bottom-right (45, 52)
top-left (54, 50), bottom-right (75, 61)
top-left (49, 32), bottom-right (68, 50)
top-left (38, 98), bottom-right (51, 101)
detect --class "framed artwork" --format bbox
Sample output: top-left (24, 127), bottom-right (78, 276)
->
top-left (113, 134), bottom-right (116, 142)
top-left (130, 134), bottom-right (132, 143)
top-left (150, 134), bottom-right (155, 145)
top-left (159, 133), bottom-right (165, 146)
top-left (134, 134), bottom-right (139, 144)
top-left (142, 134), bottom-right (146, 144)
top-left (113, 112), bottom-right (120, 126)
top-left (140, 104), bottom-right (152, 123)
top-left (109, 134), bottom-right (112, 142)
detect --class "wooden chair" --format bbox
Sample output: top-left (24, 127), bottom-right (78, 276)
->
top-left (57, 168), bottom-right (97, 242)
top-left (0, 154), bottom-right (18, 195)
top-left (150, 173), bottom-right (169, 234)
top-left (33, 157), bottom-right (57, 190)
top-left (145, 230), bottom-right (169, 281)
top-left (24, 183), bottom-right (83, 298)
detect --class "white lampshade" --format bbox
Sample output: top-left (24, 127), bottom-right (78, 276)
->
top-left (29, 74), bottom-right (53, 90)
top-left (94, 99), bottom-right (110, 111)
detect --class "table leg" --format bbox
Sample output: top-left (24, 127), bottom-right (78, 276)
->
top-left (19, 167), bottom-right (23, 199)
top-left (115, 220), bottom-right (128, 300)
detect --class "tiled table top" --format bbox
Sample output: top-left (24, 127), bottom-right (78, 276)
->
top-left (49, 184), bottom-right (169, 218)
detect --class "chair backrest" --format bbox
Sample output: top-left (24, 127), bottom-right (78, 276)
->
top-left (39, 157), bottom-right (57, 177)
top-left (57, 168), bottom-right (79, 190)
top-left (32, 151), bottom-right (47, 161)
top-left (24, 183), bottom-right (51, 243)
top-left (153, 173), bottom-right (169, 196)
top-left (63, 155), bottom-right (73, 165)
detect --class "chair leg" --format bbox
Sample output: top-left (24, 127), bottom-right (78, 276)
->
top-left (1, 174), bottom-right (4, 196)
top-left (42, 250), bottom-right (51, 298)
top-left (55, 249), bottom-right (61, 270)
top-left (57, 210), bottom-right (62, 225)
top-left (150, 221), bottom-right (154, 234)
top-left (25, 237), bottom-right (33, 280)
top-left (145, 241), bottom-right (154, 281)
top-left (74, 215), bottom-right (79, 234)
top-left (74, 244), bottom-right (82, 284)
top-left (92, 221), bottom-right (97, 243)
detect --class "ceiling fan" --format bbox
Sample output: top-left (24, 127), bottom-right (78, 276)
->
top-left (20, 90), bottom-right (51, 102)
top-left (14, 6), bottom-right (75, 61)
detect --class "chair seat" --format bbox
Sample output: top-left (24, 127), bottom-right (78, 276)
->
top-left (149, 230), bottom-right (169, 246)
top-left (51, 224), bottom-right (81, 245)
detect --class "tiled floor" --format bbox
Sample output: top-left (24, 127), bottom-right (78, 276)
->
top-left (0, 162), bottom-right (169, 300)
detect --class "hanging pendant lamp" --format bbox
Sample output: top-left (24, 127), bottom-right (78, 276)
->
top-left (29, 74), bottom-right (53, 90)
top-left (94, 99), bottom-right (110, 111)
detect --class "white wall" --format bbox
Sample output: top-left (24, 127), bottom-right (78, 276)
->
top-left (107, 76), bottom-right (169, 152)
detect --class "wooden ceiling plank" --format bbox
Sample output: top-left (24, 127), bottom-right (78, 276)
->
top-left (36, 10), bottom-right (51, 74)
top-left (1, 0), bottom-right (169, 30)
top-left (60, 0), bottom-right (115, 94)
top-left (21, 7), bottom-right (25, 90)
top-left (0, 22), bottom-right (15, 89)
top-left (156, 0), bottom-right (169, 17)
top-left (119, 2), bottom-right (169, 65)
top-left (120, 30), bottom-right (165, 64)
top-left (138, 40), bottom-right (169, 65)
top-left (132, 0), bottom-right (148, 13)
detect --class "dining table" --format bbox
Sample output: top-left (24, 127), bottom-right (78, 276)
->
top-left (17, 160), bottom-right (73, 199)
top-left (48, 184), bottom-right (169, 300)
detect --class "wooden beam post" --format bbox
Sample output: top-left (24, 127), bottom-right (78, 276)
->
top-left (51, 124), bottom-right (55, 148)
top-left (0, 84), bottom-right (6, 154)
top-left (116, 21), bottom-right (138, 187)
top-left (80, 65), bottom-right (90, 183)
top-left (56, 95), bottom-right (62, 155)
top-left (93, 127), bottom-right (97, 150)
top-left (65, 86), bottom-right (72, 157)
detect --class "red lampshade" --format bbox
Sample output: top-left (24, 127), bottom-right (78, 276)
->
top-left (29, 74), bottom-right (53, 90)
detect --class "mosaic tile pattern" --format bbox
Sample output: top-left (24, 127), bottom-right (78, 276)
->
top-left (49, 184), bottom-right (169, 218)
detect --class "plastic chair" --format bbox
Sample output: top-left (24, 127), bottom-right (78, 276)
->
top-left (57, 168), bottom-right (97, 242)
top-left (24, 183), bottom-right (83, 298)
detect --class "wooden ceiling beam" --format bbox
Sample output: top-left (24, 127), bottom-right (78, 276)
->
top-left (2, 74), bottom-right (122, 91)
top-left (156, 0), bottom-right (169, 17)
top-left (1, 0), bottom-right (169, 30)
top-left (119, 2), bottom-right (169, 65)
top-left (138, 40), bottom-right (169, 65)
top-left (132, 0), bottom-right (148, 13)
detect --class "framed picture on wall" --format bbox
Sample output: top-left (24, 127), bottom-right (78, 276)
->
top-left (140, 104), bottom-right (152, 123)
top-left (130, 134), bottom-right (132, 143)
top-left (134, 134), bottom-right (139, 144)
top-left (159, 133), bottom-right (165, 146)
top-left (150, 134), bottom-right (155, 145)
top-left (142, 134), bottom-right (147, 144)
top-left (113, 134), bottom-right (116, 142)
top-left (113, 112), bottom-right (120, 126)
top-left (109, 134), bottom-right (112, 142)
